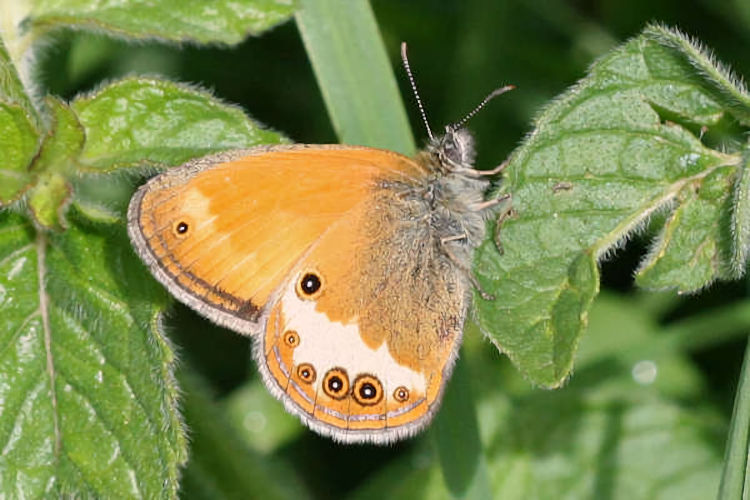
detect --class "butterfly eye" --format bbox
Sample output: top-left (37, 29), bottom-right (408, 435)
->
top-left (322, 368), bottom-right (349, 399)
top-left (393, 386), bottom-right (410, 403)
top-left (297, 363), bottom-right (316, 383)
top-left (352, 375), bottom-right (383, 406)
top-left (296, 272), bottom-right (322, 299)
top-left (283, 330), bottom-right (300, 348)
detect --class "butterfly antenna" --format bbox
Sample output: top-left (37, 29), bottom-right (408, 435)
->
top-left (401, 42), bottom-right (434, 141)
top-left (451, 84), bottom-right (516, 130)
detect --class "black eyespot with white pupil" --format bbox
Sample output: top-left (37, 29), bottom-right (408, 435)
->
top-left (300, 273), bottom-right (321, 295)
top-left (352, 375), bottom-right (383, 406)
top-left (328, 377), bottom-right (343, 391)
top-left (173, 220), bottom-right (190, 237)
top-left (283, 330), bottom-right (300, 348)
top-left (322, 368), bottom-right (349, 399)
top-left (359, 383), bottom-right (376, 399)
top-left (297, 363), bottom-right (316, 383)
top-left (394, 387), bottom-right (409, 403)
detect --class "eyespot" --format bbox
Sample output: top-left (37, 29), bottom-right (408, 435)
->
top-left (296, 363), bottom-right (316, 383)
top-left (322, 368), bottom-right (349, 400)
top-left (172, 220), bottom-right (190, 238)
top-left (283, 330), bottom-right (300, 348)
top-left (352, 374), bottom-right (383, 406)
top-left (393, 386), bottom-right (410, 403)
top-left (296, 272), bottom-right (322, 299)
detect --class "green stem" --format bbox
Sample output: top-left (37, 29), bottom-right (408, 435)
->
top-left (718, 336), bottom-right (750, 499)
top-left (295, 3), bottom-right (488, 495)
top-left (295, 0), bottom-right (415, 154)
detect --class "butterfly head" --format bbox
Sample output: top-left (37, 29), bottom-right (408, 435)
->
top-left (400, 42), bottom-right (513, 173)
top-left (433, 125), bottom-right (477, 169)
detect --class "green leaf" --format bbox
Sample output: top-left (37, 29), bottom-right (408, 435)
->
top-left (0, 209), bottom-right (185, 496)
top-left (223, 379), bottom-right (303, 454)
top-left (730, 145), bottom-right (750, 276)
top-left (27, 172), bottom-right (72, 230)
top-left (180, 370), bottom-right (311, 500)
top-left (70, 174), bottom-right (135, 225)
top-left (0, 37), bottom-right (41, 127)
top-left (30, 0), bottom-right (296, 45)
top-left (296, 0), bottom-right (415, 154)
top-left (0, 39), bottom-right (42, 206)
top-left (485, 381), bottom-right (723, 499)
top-left (0, 72), bottom-right (285, 495)
top-left (644, 24), bottom-right (750, 127)
top-left (636, 165), bottom-right (735, 291)
top-left (0, 103), bottom-right (40, 205)
top-left (352, 322), bottom-right (724, 499)
top-left (26, 98), bottom-right (84, 229)
top-left (71, 77), bottom-right (285, 173)
top-left (480, 292), bottom-right (725, 499)
top-left (349, 441), bottom-right (449, 500)
top-left (431, 353), bottom-right (492, 499)
top-left (474, 26), bottom-right (743, 387)
top-left (718, 336), bottom-right (750, 500)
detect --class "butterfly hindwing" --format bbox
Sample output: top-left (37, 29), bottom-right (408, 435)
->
top-left (257, 181), bottom-right (468, 443)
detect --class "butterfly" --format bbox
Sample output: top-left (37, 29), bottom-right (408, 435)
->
top-left (127, 43), bottom-right (513, 444)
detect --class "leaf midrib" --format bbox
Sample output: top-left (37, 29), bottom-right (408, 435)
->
top-left (36, 232), bottom-right (61, 461)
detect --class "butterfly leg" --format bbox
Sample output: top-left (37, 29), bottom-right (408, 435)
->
top-left (470, 192), bottom-right (510, 212)
top-left (440, 234), bottom-right (496, 301)
top-left (457, 159), bottom-right (510, 178)
top-left (466, 193), bottom-right (514, 254)
top-left (476, 159), bottom-right (510, 176)
top-left (493, 202), bottom-right (517, 255)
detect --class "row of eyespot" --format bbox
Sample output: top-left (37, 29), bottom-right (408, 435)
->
top-left (172, 222), bottom-right (412, 406)
top-left (284, 330), bottom-right (410, 406)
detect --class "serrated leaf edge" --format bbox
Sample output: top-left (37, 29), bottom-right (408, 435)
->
top-left (729, 144), bottom-right (750, 277)
top-left (644, 23), bottom-right (750, 126)
top-left (70, 76), bottom-right (286, 172)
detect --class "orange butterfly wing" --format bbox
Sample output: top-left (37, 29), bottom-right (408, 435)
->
top-left (127, 145), bottom-right (426, 334)
top-left (257, 173), bottom-right (468, 443)
top-left (129, 144), bottom-right (471, 443)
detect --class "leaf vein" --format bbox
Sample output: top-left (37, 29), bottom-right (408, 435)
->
top-left (0, 310), bottom-right (41, 360)
top-left (36, 233), bottom-right (61, 460)
top-left (53, 304), bottom-right (164, 444)
top-left (0, 243), bottom-right (33, 269)
top-left (55, 370), bottom-right (146, 499)
top-left (0, 377), bottom-right (50, 459)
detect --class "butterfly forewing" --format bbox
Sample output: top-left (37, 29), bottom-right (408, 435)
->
top-left (127, 145), bottom-right (424, 335)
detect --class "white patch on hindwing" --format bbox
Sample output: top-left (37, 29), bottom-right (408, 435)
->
top-left (279, 276), bottom-right (427, 397)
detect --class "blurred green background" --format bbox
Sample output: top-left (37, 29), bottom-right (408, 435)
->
top-left (38, 0), bottom-right (750, 497)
